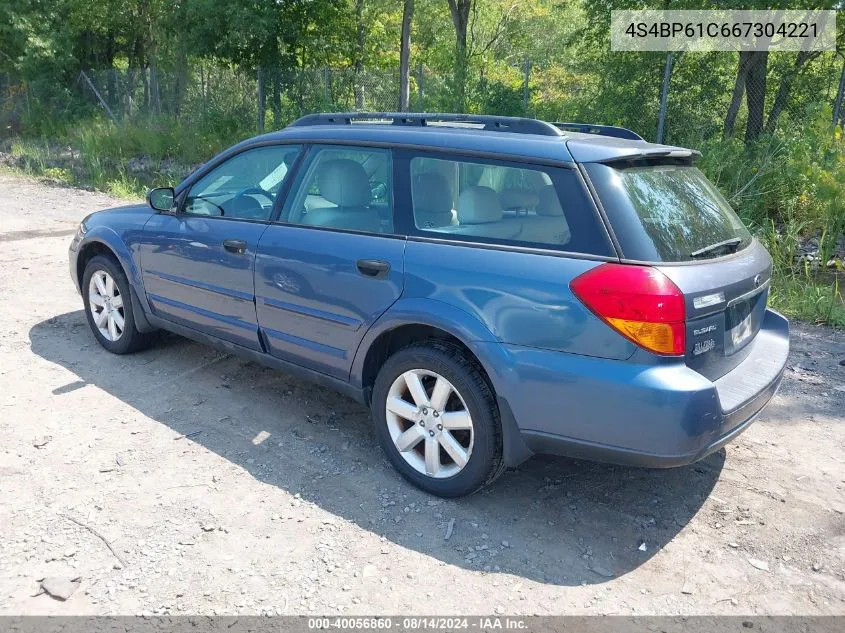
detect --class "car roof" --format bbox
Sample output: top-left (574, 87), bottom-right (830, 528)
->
top-left (227, 114), bottom-right (696, 165)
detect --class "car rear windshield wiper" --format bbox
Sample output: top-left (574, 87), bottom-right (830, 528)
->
top-left (690, 237), bottom-right (743, 259)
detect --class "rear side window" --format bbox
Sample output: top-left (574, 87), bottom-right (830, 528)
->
top-left (406, 155), bottom-right (613, 256)
top-left (585, 163), bottom-right (752, 262)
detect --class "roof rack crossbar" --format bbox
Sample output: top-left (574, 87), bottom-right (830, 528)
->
top-left (290, 112), bottom-right (563, 137)
top-left (554, 122), bottom-right (644, 141)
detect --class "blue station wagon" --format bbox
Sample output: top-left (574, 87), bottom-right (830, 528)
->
top-left (69, 113), bottom-right (790, 497)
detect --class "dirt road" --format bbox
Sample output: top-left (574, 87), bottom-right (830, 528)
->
top-left (0, 172), bottom-right (843, 616)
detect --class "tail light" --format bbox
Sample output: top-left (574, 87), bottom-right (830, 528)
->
top-left (570, 263), bottom-right (686, 356)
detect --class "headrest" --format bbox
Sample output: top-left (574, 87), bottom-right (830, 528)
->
top-left (537, 184), bottom-right (564, 216)
top-left (457, 186), bottom-right (502, 224)
top-left (499, 188), bottom-right (540, 210)
top-left (317, 159), bottom-right (371, 207)
top-left (413, 171), bottom-right (452, 214)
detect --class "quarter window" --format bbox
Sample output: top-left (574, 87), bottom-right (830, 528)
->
top-left (184, 145), bottom-right (301, 221)
top-left (408, 156), bottom-right (611, 255)
top-left (282, 146), bottom-right (393, 234)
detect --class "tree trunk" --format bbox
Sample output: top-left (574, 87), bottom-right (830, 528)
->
top-left (399, 0), bottom-right (414, 112)
top-left (142, 68), bottom-right (150, 112)
top-left (354, 0), bottom-right (366, 110)
top-left (257, 67), bottom-right (265, 134)
top-left (764, 51), bottom-right (817, 134)
top-left (724, 52), bottom-right (753, 138)
top-left (272, 70), bottom-right (282, 127)
top-left (173, 42), bottom-right (189, 118)
top-left (447, 0), bottom-right (471, 112)
top-left (126, 37), bottom-right (143, 118)
top-left (105, 33), bottom-right (117, 109)
top-left (833, 59), bottom-right (845, 127)
top-left (149, 36), bottom-right (161, 116)
top-left (743, 52), bottom-right (767, 144)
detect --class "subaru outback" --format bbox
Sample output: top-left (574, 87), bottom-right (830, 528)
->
top-left (68, 113), bottom-right (790, 497)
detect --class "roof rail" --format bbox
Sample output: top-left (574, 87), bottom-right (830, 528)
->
top-left (289, 112), bottom-right (564, 137)
top-left (554, 122), bottom-right (643, 141)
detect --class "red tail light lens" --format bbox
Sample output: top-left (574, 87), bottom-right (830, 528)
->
top-left (570, 263), bottom-right (686, 356)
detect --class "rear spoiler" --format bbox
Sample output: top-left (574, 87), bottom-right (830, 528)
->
top-left (599, 148), bottom-right (702, 166)
top-left (554, 122), bottom-right (643, 141)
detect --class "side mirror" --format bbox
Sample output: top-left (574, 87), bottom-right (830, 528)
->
top-left (147, 187), bottom-right (176, 213)
top-left (371, 181), bottom-right (387, 201)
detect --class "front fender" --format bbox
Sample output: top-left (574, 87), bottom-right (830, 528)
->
top-left (75, 227), bottom-right (155, 332)
top-left (78, 227), bottom-right (144, 290)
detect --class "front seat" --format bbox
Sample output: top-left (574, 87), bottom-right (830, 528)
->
top-left (412, 171), bottom-right (456, 228)
top-left (301, 159), bottom-right (381, 232)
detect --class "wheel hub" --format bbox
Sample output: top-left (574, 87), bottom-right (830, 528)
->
top-left (385, 369), bottom-right (474, 479)
top-left (88, 269), bottom-right (125, 343)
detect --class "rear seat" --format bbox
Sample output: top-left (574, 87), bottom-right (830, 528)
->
top-left (444, 186), bottom-right (522, 240)
top-left (421, 184), bottom-right (570, 247)
top-left (517, 184), bottom-right (571, 245)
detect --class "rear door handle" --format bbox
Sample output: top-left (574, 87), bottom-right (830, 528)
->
top-left (356, 259), bottom-right (390, 279)
top-left (223, 239), bottom-right (248, 254)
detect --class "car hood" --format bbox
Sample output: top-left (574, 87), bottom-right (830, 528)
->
top-left (84, 203), bottom-right (155, 229)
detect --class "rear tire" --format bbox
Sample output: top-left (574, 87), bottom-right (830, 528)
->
top-left (372, 341), bottom-right (504, 497)
top-left (82, 254), bottom-right (155, 355)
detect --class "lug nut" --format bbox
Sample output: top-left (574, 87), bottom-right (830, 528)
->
top-left (419, 420), bottom-right (425, 427)
top-left (433, 410), bottom-right (439, 417)
top-left (421, 408), bottom-right (428, 415)
top-left (429, 430), bottom-right (435, 437)
top-left (437, 424), bottom-right (443, 431)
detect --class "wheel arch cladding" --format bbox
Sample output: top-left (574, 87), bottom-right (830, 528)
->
top-left (77, 233), bottom-right (155, 333)
top-left (353, 299), bottom-right (533, 468)
top-left (76, 229), bottom-right (141, 288)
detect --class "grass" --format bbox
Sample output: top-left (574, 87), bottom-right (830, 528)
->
top-left (761, 220), bottom-right (845, 327)
top-left (2, 116), bottom-right (249, 199)
top-left (3, 136), bottom-right (145, 198)
top-left (769, 270), bottom-right (845, 327)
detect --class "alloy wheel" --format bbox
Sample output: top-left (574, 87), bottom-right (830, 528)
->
top-left (88, 270), bottom-right (125, 342)
top-left (385, 369), bottom-right (474, 478)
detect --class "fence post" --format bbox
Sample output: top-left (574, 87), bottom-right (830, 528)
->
top-left (656, 53), bottom-right (673, 143)
top-left (79, 71), bottom-right (119, 125)
top-left (523, 58), bottom-right (531, 112)
top-left (833, 58), bottom-right (845, 127)
top-left (257, 67), bottom-right (265, 133)
top-left (417, 62), bottom-right (424, 111)
top-left (323, 68), bottom-right (330, 108)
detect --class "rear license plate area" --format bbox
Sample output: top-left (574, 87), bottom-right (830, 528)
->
top-left (724, 289), bottom-right (767, 355)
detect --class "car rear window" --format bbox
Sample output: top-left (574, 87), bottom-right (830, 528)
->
top-left (585, 163), bottom-right (752, 262)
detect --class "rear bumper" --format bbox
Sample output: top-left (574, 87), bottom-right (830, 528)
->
top-left (488, 309), bottom-right (789, 468)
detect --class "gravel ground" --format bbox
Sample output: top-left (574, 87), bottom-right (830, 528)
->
top-left (0, 172), bottom-right (843, 616)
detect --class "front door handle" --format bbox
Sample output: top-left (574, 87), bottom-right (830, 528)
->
top-left (223, 239), bottom-right (248, 254)
top-left (356, 259), bottom-right (390, 279)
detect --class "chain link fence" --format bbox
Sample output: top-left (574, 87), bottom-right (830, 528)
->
top-left (2, 52), bottom-right (843, 145)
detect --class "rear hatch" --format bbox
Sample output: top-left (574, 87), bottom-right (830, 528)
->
top-left (583, 161), bottom-right (771, 381)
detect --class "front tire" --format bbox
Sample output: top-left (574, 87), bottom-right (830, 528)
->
top-left (372, 341), bottom-right (504, 497)
top-left (82, 254), bottom-right (154, 354)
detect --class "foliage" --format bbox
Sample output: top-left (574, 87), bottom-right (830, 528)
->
top-left (1, 0), bottom-right (843, 324)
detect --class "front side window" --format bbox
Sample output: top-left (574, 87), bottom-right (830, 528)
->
top-left (408, 155), bottom-right (612, 255)
top-left (282, 146), bottom-right (393, 234)
top-left (184, 145), bottom-right (301, 220)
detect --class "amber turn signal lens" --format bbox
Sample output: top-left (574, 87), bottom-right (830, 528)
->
top-left (570, 263), bottom-right (686, 356)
